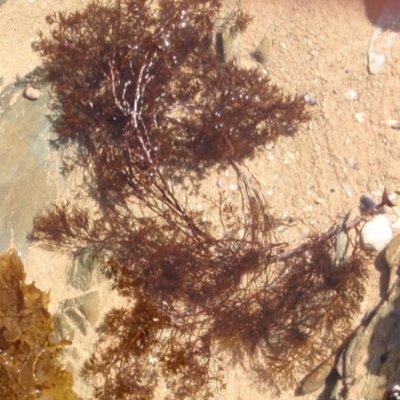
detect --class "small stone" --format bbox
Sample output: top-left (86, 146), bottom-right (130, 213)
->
top-left (217, 177), bottom-right (226, 188)
top-left (360, 194), bottom-right (378, 213)
top-left (23, 86), bottom-right (40, 100)
top-left (229, 184), bottom-right (237, 191)
top-left (315, 198), bottom-right (324, 204)
top-left (361, 215), bottom-right (393, 251)
top-left (304, 92), bottom-right (317, 106)
top-left (389, 192), bottom-right (398, 202)
top-left (344, 89), bottom-right (358, 101)
top-left (368, 51), bottom-right (386, 74)
top-left (382, 119), bottom-right (400, 127)
top-left (335, 230), bottom-right (349, 267)
top-left (355, 112), bottom-right (366, 123)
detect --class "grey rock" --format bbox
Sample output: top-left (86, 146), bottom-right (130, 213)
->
top-left (334, 229), bottom-right (349, 267)
top-left (330, 277), bottom-right (400, 400)
top-left (367, 0), bottom-right (400, 75)
top-left (0, 72), bottom-right (63, 255)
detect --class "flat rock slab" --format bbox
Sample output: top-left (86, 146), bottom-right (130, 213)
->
top-left (0, 79), bottom-right (64, 254)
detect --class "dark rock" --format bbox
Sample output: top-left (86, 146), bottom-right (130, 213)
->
top-left (360, 194), bottom-right (378, 213)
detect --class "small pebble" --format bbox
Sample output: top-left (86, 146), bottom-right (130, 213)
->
top-left (382, 119), bottom-right (399, 127)
top-left (355, 112), bottom-right (366, 123)
top-left (344, 89), bottom-right (358, 101)
top-left (217, 177), bottom-right (226, 188)
top-left (315, 198), bottom-right (324, 204)
top-left (304, 92), bottom-right (317, 106)
top-left (360, 194), bottom-right (378, 213)
top-left (24, 86), bottom-right (40, 100)
top-left (389, 193), bottom-right (398, 202)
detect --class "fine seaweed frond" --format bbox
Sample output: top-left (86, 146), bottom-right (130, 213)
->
top-left (29, 1), bottom-right (369, 399)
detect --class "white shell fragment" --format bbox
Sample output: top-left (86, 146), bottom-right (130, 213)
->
top-left (361, 215), bottom-right (393, 251)
top-left (354, 112), bottom-right (366, 123)
top-left (344, 89), bottom-right (358, 101)
top-left (368, 51), bottom-right (386, 75)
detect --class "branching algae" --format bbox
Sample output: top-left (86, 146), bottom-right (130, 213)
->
top-left (28, 0), bottom-right (370, 398)
top-left (0, 250), bottom-right (77, 400)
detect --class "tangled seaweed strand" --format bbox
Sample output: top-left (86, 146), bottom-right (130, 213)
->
top-left (30, 0), bottom-right (369, 398)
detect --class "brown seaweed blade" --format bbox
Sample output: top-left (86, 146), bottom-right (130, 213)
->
top-left (0, 249), bottom-right (77, 400)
